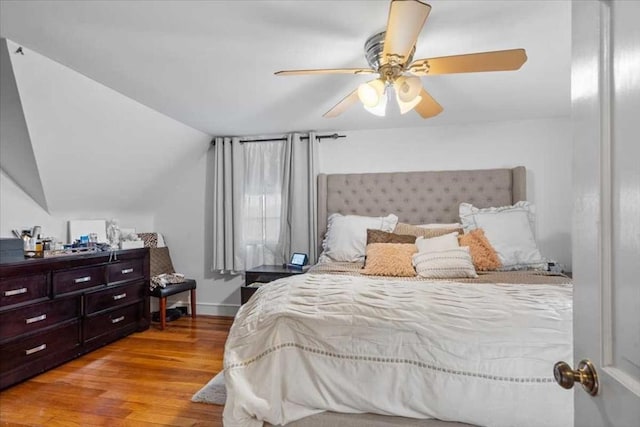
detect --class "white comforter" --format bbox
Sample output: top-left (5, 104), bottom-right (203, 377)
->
top-left (223, 274), bottom-right (573, 427)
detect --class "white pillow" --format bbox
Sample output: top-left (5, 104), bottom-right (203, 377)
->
top-left (321, 213), bottom-right (398, 262)
top-left (459, 201), bottom-right (545, 271)
top-left (415, 232), bottom-right (460, 253)
top-left (413, 247), bottom-right (478, 279)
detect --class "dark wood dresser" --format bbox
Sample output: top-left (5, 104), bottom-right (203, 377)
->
top-left (0, 248), bottom-right (150, 389)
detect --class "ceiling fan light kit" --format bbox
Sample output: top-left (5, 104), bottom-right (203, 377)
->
top-left (395, 75), bottom-right (422, 102)
top-left (358, 79), bottom-right (386, 108)
top-left (275, 0), bottom-right (528, 119)
top-left (396, 93), bottom-right (423, 115)
top-left (364, 91), bottom-right (388, 117)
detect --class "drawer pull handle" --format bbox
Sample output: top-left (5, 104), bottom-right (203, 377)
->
top-left (121, 268), bottom-right (134, 274)
top-left (25, 344), bottom-right (47, 356)
top-left (111, 316), bottom-right (125, 324)
top-left (74, 276), bottom-right (91, 283)
top-left (26, 314), bottom-right (47, 324)
top-left (4, 287), bottom-right (27, 297)
top-left (113, 293), bottom-right (127, 300)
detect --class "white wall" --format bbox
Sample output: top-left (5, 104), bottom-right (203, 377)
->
top-left (155, 116), bottom-right (571, 316)
top-left (151, 142), bottom-right (242, 316)
top-left (319, 118), bottom-right (573, 270)
top-left (1, 169), bottom-right (154, 242)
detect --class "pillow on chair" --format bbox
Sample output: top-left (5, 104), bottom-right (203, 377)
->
top-left (150, 247), bottom-right (187, 290)
top-left (139, 232), bottom-right (159, 248)
top-left (150, 247), bottom-right (175, 277)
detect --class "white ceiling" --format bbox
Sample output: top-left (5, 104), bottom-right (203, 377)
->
top-left (0, 0), bottom-right (571, 136)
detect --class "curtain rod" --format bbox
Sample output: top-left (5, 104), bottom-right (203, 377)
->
top-left (239, 133), bottom-right (346, 144)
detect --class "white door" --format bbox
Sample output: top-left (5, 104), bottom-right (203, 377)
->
top-left (571, 0), bottom-right (640, 426)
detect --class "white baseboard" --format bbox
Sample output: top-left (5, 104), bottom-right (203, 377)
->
top-left (194, 302), bottom-right (239, 317)
top-left (156, 298), bottom-right (239, 317)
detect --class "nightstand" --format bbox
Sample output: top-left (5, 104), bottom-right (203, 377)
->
top-left (241, 264), bottom-right (307, 304)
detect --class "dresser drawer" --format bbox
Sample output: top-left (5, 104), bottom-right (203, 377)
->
top-left (53, 265), bottom-right (105, 295)
top-left (0, 321), bottom-right (80, 373)
top-left (0, 296), bottom-right (79, 342)
top-left (107, 258), bottom-right (144, 283)
top-left (0, 274), bottom-right (48, 308)
top-left (84, 303), bottom-right (139, 342)
top-left (85, 282), bottom-right (145, 315)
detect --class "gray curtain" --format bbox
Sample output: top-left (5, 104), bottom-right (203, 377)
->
top-left (211, 136), bottom-right (244, 273)
top-left (279, 132), bottom-right (319, 264)
top-left (211, 132), bottom-right (319, 273)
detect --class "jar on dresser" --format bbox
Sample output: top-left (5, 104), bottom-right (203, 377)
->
top-left (0, 248), bottom-right (150, 389)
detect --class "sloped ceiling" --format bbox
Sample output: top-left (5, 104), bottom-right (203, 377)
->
top-left (4, 38), bottom-right (210, 213)
top-left (0, 39), bottom-right (48, 211)
top-left (0, 0), bottom-right (571, 136)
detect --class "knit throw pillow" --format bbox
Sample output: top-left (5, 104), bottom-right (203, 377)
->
top-left (413, 247), bottom-right (478, 279)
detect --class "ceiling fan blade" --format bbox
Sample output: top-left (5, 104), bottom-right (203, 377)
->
top-left (408, 48), bottom-right (527, 75)
top-left (275, 68), bottom-right (375, 76)
top-left (323, 89), bottom-right (360, 118)
top-left (381, 0), bottom-right (431, 66)
top-left (413, 88), bottom-right (443, 118)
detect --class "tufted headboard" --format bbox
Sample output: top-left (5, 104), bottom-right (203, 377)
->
top-left (317, 167), bottom-right (526, 252)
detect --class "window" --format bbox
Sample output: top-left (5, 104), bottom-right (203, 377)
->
top-left (242, 141), bottom-right (285, 268)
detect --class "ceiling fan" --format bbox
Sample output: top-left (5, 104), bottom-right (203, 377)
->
top-left (275, 0), bottom-right (527, 119)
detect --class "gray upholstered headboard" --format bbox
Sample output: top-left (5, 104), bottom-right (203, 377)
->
top-left (317, 167), bottom-right (526, 252)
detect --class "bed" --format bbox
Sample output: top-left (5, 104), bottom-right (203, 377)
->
top-left (223, 167), bottom-right (572, 427)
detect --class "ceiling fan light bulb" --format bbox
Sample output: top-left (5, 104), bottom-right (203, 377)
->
top-left (397, 94), bottom-right (422, 114)
top-left (364, 92), bottom-right (387, 116)
top-left (395, 76), bottom-right (422, 102)
top-left (358, 82), bottom-right (380, 107)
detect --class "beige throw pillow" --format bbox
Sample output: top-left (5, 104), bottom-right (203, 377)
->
top-left (415, 232), bottom-right (460, 253)
top-left (393, 223), bottom-right (462, 239)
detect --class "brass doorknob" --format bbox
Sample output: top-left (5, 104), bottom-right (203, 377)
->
top-left (553, 359), bottom-right (599, 396)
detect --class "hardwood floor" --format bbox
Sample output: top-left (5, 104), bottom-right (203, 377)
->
top-left (0, 316), bottom-right (234, 427)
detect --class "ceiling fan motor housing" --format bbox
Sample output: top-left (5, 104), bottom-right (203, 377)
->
top-left (365, 31), bottom-right (415, 83)
top-left (364, 32), bottom-right (386, 70)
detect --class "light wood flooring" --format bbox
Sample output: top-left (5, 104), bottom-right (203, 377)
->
top-left (0, 316), bottom-right (234, 427)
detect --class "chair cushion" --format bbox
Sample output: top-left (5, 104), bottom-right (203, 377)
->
top-left (150, 279), bottom-right (196, 298)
